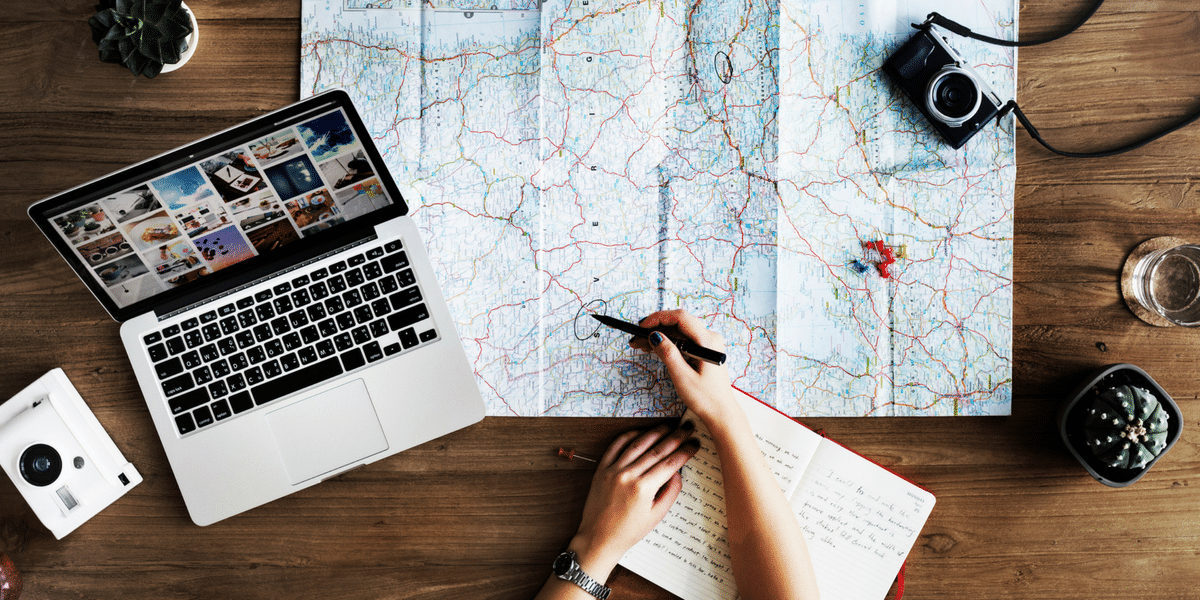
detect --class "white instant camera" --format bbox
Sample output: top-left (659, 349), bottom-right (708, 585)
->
top-left (0, 369), bottom-right (142, 539)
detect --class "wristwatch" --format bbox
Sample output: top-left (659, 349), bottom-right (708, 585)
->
top-left (552, 550), bottom-right (611, 600)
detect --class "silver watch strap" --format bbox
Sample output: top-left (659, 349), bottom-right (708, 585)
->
top-left (554, 551), bottom-right (611, 600)
top-left (565, 570), bottom-right (610, 600)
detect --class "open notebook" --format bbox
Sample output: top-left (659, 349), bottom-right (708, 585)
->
top-left (620, 392), bottom-right (935, 600)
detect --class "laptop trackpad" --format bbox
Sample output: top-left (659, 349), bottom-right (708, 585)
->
top-left (265, 379), bottom-right (389, 484)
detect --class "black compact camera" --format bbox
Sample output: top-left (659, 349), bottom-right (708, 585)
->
top-left (883, 28), bottom-right (1004, 149)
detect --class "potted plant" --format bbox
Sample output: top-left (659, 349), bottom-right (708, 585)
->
top-left (1057, 363), bottom-right (1183, 487)
top-left (88, 0), bottom-right (199, 78)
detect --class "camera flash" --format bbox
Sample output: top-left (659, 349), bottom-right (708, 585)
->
top-left (56, 486), bottom-right (79, 511)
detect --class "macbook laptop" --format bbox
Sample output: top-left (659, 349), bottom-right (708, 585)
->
top-left (28, 90), bottom-right (485, 526)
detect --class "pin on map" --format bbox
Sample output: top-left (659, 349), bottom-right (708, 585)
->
top-left (861, 240), bottom-right (897, 279)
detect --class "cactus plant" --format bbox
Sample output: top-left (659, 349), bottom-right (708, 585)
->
top-left (1083, 384), bottom-right (1171, 470)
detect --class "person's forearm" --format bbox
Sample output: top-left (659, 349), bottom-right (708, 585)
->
top-left (630, 311), bottom-right (820, 598)
top-left (705, 398), bottom-right (821, 600)
top-left (533, 537), bottom-right (619, 600)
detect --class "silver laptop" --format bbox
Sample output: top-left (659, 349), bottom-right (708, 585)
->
top-left (28, 90), bottom-right (485, 526)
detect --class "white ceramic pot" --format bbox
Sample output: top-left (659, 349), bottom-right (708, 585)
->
top-left (161, 2), bottom-right (199, 74)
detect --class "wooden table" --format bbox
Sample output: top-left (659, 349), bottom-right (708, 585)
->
top-left (2, 1), bottom-right (1198, 598)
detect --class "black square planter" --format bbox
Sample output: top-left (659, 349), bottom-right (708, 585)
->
top-left (1057, 364), bottom-right (1184, 487)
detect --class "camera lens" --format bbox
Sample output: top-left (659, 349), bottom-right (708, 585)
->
top-left (935, 75), bottom-right (975, 116)
top-left (19, 443), bottom-right (62, 487)
top-left (925, 66), bottom-right (982, 126)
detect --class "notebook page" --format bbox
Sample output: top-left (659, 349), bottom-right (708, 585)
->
top-left (791, 441), bottom-right (936, 600)
top-left (620, 394), bottom-right (823, 600)
top-left (734, 391), bottom-right (827, 496)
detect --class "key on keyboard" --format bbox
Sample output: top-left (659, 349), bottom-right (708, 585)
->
top-left (141, 240), bottom-right (441, 437)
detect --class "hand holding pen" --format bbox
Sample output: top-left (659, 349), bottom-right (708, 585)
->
top-left (590, 314), bottom-right (726, 365)
top-left (618, 310), bottom-right (744, 428)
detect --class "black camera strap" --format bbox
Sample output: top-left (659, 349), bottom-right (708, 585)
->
top-left (997, 100), bottom-right (1200, 159)
top-left (920, 0), bottom-right (1200, 158)
top-left (921, 1), bottom-right (1105, 48)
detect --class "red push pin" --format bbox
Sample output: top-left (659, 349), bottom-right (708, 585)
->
top-left (866, 240), bottom-right (896, 279)
top-left (557, 447), bottom-right (597, 463)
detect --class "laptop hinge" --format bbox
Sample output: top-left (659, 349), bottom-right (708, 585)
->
top-left (157, 236), bottom-right (377, 321)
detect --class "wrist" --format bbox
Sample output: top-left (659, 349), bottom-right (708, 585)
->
top-left (694, 390), bottom-right (752, 440)
top-left (566, 532), bottom-right (623, 584)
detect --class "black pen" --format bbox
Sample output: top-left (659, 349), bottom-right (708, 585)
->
top-left (590, 314), bottom-right (727, 366)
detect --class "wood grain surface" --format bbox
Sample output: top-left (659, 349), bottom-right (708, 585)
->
top-left (2, 1), bottom-right (1198, 599)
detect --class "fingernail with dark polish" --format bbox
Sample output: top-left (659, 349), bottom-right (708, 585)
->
top-left (680, 420), bottom-right (695, 433)
top-left (682, 438), bottom-right (701, 451)
top-left (649, 331), bottom-right (664, 347)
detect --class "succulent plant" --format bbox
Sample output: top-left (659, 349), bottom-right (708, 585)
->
top-left (88, 0), bottom-right (194, 78)
top-left (1083, 384), bottom-right (1171, 470)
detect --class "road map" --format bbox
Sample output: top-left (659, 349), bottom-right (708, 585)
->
top-left (301, 0), bottom-right (1016, 417)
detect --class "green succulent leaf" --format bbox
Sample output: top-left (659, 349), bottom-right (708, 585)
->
top-left (88, 0), bottom-right (193, 78)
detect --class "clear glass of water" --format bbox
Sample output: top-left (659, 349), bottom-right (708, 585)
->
top-left (1131, 244), bottom-right (1200, 326)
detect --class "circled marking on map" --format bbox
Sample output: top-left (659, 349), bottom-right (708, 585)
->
top-left (574, 300), bottom-right (607, 341)
top-left (715, 51), bottom-right (733, 85)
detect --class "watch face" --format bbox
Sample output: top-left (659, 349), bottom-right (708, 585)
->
top-left (552, 552), bottom-right (574, 576)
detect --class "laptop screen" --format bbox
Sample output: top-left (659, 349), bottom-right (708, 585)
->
top-left (30, 91), bottom-right (407, 321)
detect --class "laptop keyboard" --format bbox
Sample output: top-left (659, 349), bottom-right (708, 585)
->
top-left (140, 239), bottom-right (439, 437)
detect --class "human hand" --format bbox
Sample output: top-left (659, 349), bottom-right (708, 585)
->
top-left (567, 423), bottom-right (700, 581)
top-left (631, 310), bottom-right (740, 425)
